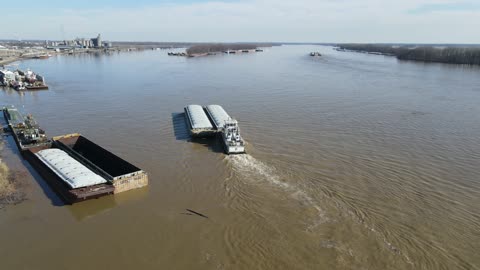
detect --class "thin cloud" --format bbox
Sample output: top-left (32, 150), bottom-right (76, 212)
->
top-left (1, 0), bottom-right (480, 43)
top-left (408, 2), bottom-right (480, 14)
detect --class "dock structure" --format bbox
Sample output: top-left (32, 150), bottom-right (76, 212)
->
top-left (184, 105), bottom-right (215, 137)
top-left (204, 104), bottom-right (231, 130)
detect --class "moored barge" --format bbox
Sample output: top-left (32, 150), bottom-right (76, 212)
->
top-left (23, 134), bottom-right (148, 204)
top-left (25, 144), bottom-right (115, 204)
top-left (25, 84), bottom-right (49, 90)
top-left (52, 134), bottom-right (148, 194)
top-left (3, 105), bottom-right (51, 152)
top-left (3, 106), bottom-right (149, 204)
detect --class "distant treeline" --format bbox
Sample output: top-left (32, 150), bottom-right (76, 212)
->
top-left (112, 41), bottom-right (195, 49)
top-left (186, 43), bottom-right (269, 55)
top-left (337, 44), bottom-right (480, 65)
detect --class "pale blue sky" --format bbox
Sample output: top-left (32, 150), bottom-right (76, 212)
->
top-left (409, 2), bottom-right (480, 14)
top-left (2, 0), bottom-right (479, 43)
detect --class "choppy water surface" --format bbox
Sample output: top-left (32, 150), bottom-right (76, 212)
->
top-left (1, 46), bottom-right (480, 270)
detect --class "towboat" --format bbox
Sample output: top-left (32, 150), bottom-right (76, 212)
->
top-left (221, 119), bottom-right (245, 154)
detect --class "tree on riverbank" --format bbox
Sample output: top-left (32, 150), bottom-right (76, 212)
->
top-left (186, 43), bottom-right (260, 55)
top-left (396, 47), bottom-right (480, 65)
top-left (337, 44), bottom-right (480, 65)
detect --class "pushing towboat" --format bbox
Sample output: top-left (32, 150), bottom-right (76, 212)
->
top-left (204, 105), bottom-right (246, 154)
top-left (220, 118), bottom-right (246, 154)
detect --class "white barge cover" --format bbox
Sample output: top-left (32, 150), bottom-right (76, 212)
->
top-left (205, 105), bottom-right (231, 129)
top-left (185, 105), bottom-right (213, 129)
top-left (35, 148), bottom-right (107, 189)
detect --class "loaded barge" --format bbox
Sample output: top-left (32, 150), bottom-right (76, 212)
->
top-left (184, 104), bottom-right (246, 154)
top-left (25, 144), bottom-right (115, 203)
top-left (3, 106), bottom-right (148, 204)
top-left (184, 105), bottom-right (216, 137)
top-left (52, 134), bottom-right (148, 194)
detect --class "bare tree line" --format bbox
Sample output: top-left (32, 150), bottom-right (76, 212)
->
top-left (337, 44), bottom-right (480, 65)
top-left (186, 43), bottom-right (263, 55)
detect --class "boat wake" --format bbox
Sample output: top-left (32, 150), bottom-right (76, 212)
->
top-left (226, 154), bottom-right (290, 189)
top-left (225, 154), bottom-right (329, 226)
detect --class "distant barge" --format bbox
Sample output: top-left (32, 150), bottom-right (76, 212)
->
top-left (184, 104), bottom-right (246, 154)
top-left (3, 106), bottom-right (148, 204)
top-left (25, 84), bottom-right (49, 90)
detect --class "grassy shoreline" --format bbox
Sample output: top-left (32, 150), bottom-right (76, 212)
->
top-left (0, 143), bottom-right (26, 209)
top-left (0, 56), bottom-right (21, 66)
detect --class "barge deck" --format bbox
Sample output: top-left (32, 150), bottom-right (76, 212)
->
top-left (204, 104), bottom-right (231, 130)
top-left (184, 104), bottom-right (216, 137)
top-left (25, 144), bottom-right (115, 204)
top-left (53, 134), bottom-right (148, 194)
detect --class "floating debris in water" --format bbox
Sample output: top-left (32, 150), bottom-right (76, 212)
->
top-left (185, 209), bottom-right (209, 219)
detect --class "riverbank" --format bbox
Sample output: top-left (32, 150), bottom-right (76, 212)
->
top-left (335, 44), bottom-right (480, 65)
top-left (0, 144), bottom-right (26, 209)
top-left (0, 46), bottom-right (158, 67)
top-left (0, 57), bottom-right (20, 66)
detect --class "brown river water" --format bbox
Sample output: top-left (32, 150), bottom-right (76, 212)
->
top-left (1, 45), bottom-right (479, 269)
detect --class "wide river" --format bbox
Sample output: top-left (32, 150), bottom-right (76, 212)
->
top-left (1, 45), bottom-right (479, 270)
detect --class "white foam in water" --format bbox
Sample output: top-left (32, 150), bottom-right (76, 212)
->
top-left (227, 154), bottom-right (291, 189)
top-left (226, 154), bottom-right (328, 225)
